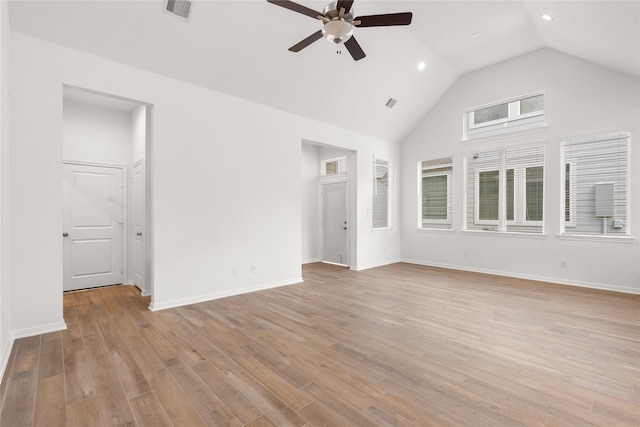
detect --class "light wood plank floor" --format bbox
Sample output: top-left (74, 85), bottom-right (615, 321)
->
top-left (1, 262), bottom-right (638, 426)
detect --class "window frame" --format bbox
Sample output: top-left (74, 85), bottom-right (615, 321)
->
top-left (560, 132), bottom-right (630, 237)
top-left (472, 161), bottom-right (544, 228)
top-left (464, 92), bottom-right (545, 141)
top-left (321, 156), bottom-right (347, 176)
top-left (372, 158), bottom-right (392, 230)
top-left (420, 168), bottom-right (452, 227)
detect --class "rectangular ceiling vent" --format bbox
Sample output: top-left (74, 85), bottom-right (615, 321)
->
top-left (385, 98), bottom-right (397, 109)
top-left (165, 0), bottom-right (193, 21)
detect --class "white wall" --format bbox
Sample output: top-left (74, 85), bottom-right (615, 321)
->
top-left (301, 143), bottom-right (320, 263)
top-left (0, 0), bottom-right (13, 375)
top-left (9, 31), bottom-right (401, 336)
top-left (63, 99), bottom-right (132, 165)
top-left (401, 48), bottom-right (640, 294)
top-left (131, 104), bottom-right (145, 163)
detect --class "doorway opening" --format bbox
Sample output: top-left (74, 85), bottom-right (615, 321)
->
top-left (62, 86), bottom-right (153, 301)
top-left (301, 141), bottom-right (356, 269)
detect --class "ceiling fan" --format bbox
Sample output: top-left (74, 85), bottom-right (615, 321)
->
top-left (267, 0), bottom-right (413, 61)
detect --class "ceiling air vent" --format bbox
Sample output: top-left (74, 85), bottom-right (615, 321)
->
top-left (165, 0), bottom-right (192, 20)
top-left (385, 98), bottom-right (397, 109)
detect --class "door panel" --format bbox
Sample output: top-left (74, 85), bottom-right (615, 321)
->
top-left (63, 163), bottom-right (124, 291)
top-left (322, 182), bottom-right (348, 265)
top-left (131, 162), bottom-right (144, 292)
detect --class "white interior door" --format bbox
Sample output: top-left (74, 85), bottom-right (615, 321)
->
top-left (322, 182), bottom-right (348, 266)
top-left (63, 163), bottom-right (124, 291)
top-left (131, 161), bottom-right (145, 293)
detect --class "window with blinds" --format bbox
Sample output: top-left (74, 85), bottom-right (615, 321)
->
top-left (561, 132), bottom-right (629, 236)
top-left (372, 158), bottom-right (391, 229)
top-left (465, 144), bottom-right (545, 233)
top-left (419, 157), bottom-right (453, 229)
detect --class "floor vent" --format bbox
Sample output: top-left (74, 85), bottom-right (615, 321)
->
top-left (166, 0), bottom-right (193, 20)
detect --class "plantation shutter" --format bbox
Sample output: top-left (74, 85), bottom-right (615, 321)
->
top-left (562, 132), bottom-right (629, 236)
top-left (373, 158), bottom-right (390, 229)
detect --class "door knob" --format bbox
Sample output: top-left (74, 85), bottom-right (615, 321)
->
top-left (62, 232), bottom-right (68, 237)
top-left (343, 227), bottom-right (347, 230)
top-left (137, 232), bottom-right (142, 237)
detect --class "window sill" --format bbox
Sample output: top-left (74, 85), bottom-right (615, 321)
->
top-left (415, 228), bottom-right (454, 233)
top-left (462, 124), bottom-right (548, 144)
top-left (461, 230), bottom-right (547, 239)
top-left (372, 227), bottom-right (393, 232)
top-left (556, 234), bottom-right (635, 243)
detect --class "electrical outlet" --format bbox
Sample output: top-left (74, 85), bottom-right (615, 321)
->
top-left (251, 265), bottom-right (256, 274)
top-left (232, 267), bottom-right (238, 276)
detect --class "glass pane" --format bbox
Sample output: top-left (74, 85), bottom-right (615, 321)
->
top-left (479, 170), bottom-right (499, 220)
top-left (506, 169), bottom-right (514, 221)
top-left (423, 175), bottom-right (448, 220)
top-left (473, 103), bottom-right (508, 125)
top-left (526, 166), bottom-right (544, 221)
top-left (325, 158), bottom-right (347, 175)
top-left (520, 95), bottom-right (544, 114)
top-left (565, 163), bottom-right (571, 222)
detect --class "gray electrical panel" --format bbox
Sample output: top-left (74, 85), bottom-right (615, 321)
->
top-left (595, 182), bottom-right (614, 217)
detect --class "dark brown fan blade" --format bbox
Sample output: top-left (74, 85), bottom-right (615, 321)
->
top-left (355, 12), bottom-right (413, 27)
top-left (344, 36), bottom-right (366, 61)
top-left (336, 0), bottom-right (354, 13)
top-left (267, 0), bottom-right (323, 19)
top-left (289, 30), bottom-right (323, 52)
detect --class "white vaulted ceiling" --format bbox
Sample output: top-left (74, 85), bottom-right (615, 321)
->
top-left (8, 0), bottom-right (640, 143)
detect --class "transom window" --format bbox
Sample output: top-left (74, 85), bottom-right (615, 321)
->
top-left (321, 157), bottom-right (347, 175)
top-left (465, 145), bottom-right (545, 233)
top-left (464, 93), bottom-right (545, 140)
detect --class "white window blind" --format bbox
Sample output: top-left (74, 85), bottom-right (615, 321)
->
top-left (419, 157), bottom-right (452, 229)
top-left (373, 158), bottom-right (391, 229)
top-left (561, 132), bottom-right (629, 236)
top-left (465, 144), bottom-right (544, 233)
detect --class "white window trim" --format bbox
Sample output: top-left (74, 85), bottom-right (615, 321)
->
top-left (372, 158), bottom-right (393, 230)
top-left (464, 91), bottom-right (545, 141)
top-left (320, 156), bottom-right (347, 176)
top-left (419, 168), bottom-right (452, 227)
top-left (471, 157), bottom-right (544, 230)
top-left (560, 131), bottom-right (631, 237)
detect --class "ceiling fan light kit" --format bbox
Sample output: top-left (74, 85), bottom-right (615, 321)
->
top-left (267, 0), bottom-right (413, 61)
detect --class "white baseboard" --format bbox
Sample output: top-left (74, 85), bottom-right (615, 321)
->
top-left (12, 320), bottom-right (68, 340)
top-left (351, 258), bottom-right (402, 272)
top-left (302, 258), bottom-right (321, 264)
top-left (148, 277), bottom-right (304, 311)
top-left (402, 258), bottom-right (640, 295)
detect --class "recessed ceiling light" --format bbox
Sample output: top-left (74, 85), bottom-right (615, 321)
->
top-left (417, 62), bottom-right (427, 71)
top-left (541, 14), bottom-right (553, 21)
top-left (471, 32), bottom-right (479, 38)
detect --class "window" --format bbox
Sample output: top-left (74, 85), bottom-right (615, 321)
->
top-left (419, 157), bottom-right (452, 229)
top-left (464, 93), bottom-right (545, 140)
top-left (373, 158), bottom-right (391, 229)
top-left (465, 144), bottom-right (545, 233)
top-left (561, 132), bottom-right (629, 236)
top-left (321, 157), bottom-right (347, 175)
